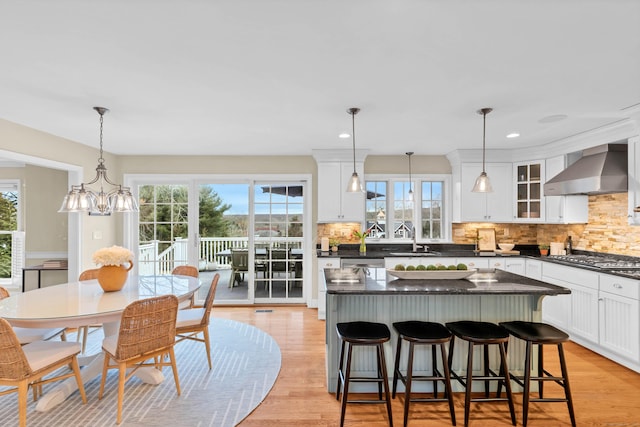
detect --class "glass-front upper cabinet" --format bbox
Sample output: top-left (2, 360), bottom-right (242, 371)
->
top-left (515, 161), bottom-right (544, 221)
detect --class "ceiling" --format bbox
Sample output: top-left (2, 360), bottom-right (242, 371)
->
top-left (1, 1), bottom-right (639, 157)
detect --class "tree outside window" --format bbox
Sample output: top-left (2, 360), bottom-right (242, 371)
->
top-left (0, 186), bottom-right (18, 279)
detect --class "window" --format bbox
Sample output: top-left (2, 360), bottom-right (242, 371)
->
top-left (0, 181), bottom-right (20, 283)
top-left (138, 184), bottom-right (189, 275)
top-left (365, 175), bottom-right (449, 242)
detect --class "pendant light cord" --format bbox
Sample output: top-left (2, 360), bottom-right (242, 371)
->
top-left (482, 110), bottom-right (486, 173)
top-left (351, 110), bottom-right (357, 173)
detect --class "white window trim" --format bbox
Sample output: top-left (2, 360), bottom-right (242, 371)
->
top-left (364, 173), bottom-right (452, 243)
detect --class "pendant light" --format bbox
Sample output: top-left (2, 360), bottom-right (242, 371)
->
top-left (59, 107), bottom-right (139, 215)
top-left (406, 151), bottom-right (414, 201)
top-left (471, 107), bottom-right (494, 193)
top-left (346, 107), bottom-right (364, 192)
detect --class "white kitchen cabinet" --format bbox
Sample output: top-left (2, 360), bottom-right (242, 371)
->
top-left (627, 136), bottom-right (640, 225)
top-left (542, 262), bottom-right (599, 343)
top-left (598, 274), bottom-right (640, 363)
top-left (317, 257), bottom-right (340, 320)
top-left (544, 155), bottom-right (588, 224)
top-left (540, 262), bottom-right (579, 332)
top-left (525, 259), bottom-right (542, 280)
top-left (316, 161), bottom-right (365, 222)
top-left (514, 161), bottom-right (544, 222)
top-left (567, 282), bottom-right (599, 343)
top-left (460, 163), bottom-right (512, 222)
top-left (487, 257), bottom-right (525, 274)
top-left (541, 261), bottom-right (640, 372)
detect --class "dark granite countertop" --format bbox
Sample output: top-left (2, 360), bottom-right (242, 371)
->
top-left (318, 244), bottom-right (640, 281)
top-left (317, 243), bottom-right (540, 259)
top-left (324, 267), bottom-right (571, 296)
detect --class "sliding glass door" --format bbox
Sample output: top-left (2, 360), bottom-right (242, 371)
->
top-left (198, 183), bottom-right (251, 303)
top-left (131, 177), bottom-right (308, 305)
top-left (253, 183), bottom-right (304, 301)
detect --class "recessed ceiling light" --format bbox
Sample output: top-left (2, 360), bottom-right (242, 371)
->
top-left (539, 114), bottom-right (568, 123)
top-left (506, 132), bottom-right (520, 138)
top-left (338, 132), bottom-right (350, 139)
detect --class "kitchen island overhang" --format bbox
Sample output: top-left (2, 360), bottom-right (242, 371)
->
top-left (324, 268), bottom-right (571, 393)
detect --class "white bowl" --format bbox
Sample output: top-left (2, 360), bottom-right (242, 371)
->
top-left (498, 243), bottom-right (515, 251)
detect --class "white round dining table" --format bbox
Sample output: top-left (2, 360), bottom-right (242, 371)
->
top-left (0, 274), bottom-right (200, 412)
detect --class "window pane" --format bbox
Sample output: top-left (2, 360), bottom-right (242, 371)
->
top-left (421, 181), bottom-right (444, 240)
top-left (365, 181), bottom-right (387, 238)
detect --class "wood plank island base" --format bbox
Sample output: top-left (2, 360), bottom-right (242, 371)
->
top-left (324, 268), bottom-right (571, 394)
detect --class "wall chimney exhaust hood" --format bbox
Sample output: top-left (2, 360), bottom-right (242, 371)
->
top-left (544, 143), bottom-right (628, 196)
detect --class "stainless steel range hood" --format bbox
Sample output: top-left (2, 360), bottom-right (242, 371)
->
top-left (544, 143), bottom-right (628, 196)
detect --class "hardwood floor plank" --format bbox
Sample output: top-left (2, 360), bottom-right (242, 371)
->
top-left (213, 305), bottom-right (640, 426)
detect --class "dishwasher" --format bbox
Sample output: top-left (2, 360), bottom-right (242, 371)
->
top-left (340, 258), bottom-right (386, 280)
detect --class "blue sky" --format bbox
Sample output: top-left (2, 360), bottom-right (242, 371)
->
top-left (205, 184), bottom-right (303, 215)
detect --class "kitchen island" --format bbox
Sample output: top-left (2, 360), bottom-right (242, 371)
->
top-left (324, 267), bottom-right (570, 393)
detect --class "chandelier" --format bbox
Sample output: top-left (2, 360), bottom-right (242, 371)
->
top-left (59, 107), bottom-right (138, 215)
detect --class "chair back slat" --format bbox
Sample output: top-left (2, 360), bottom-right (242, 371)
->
top-left (0, 318), bottom-right (32, 380)
top-left (115, 295), bottom-right (178, 361)
top-left (200, 274), bottom-right (219, 326)
top-left (79, 268), bottom-right (100, 281)
top-left (171, 265), bottom-right (199, 278)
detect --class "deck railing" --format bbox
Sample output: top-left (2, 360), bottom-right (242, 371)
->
top-left (139, 237), bottom-right (303, 274)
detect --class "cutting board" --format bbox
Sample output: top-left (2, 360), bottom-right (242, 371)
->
top-left (495, 249), bottom-right (520, 256)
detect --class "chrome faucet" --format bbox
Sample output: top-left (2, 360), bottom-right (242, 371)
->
top-left (411, 226), bottom-right (423, 252)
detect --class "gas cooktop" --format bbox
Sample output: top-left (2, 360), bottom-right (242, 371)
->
top-left (547, 254), bottom-right (640, 277)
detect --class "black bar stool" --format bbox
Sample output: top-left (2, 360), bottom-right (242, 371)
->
top-left (499, 321), bottom-right (576, 427)
top-left (446, 320), bottom-right (516, 427)
top-left (392, 321), bottom-right (456, 426)
top-left (336, 321), bottom-right (393, 427)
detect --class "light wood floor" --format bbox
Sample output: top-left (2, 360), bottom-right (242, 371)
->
top-left (214, 305), bottom-right (640, 426)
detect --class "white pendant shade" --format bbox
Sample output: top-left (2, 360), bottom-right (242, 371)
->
top-left (472, 171), bottom-right (493, 193)
top-left (346, 107), bottom-right (364, 193)
top-left (346, 172), bottom-right (363, 193)
top-left (471, 107), bottom-right (494, 193)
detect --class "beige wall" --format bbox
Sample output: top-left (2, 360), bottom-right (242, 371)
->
top-left (23, 165), bottom-right (68, 252)
top-left (0, 165), bottom-right (68, 251)
top-left (365, 154), bottom-right (451, 174)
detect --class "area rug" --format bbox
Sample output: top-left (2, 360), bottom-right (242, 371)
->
top-left (0, 318), bottom-right (281, 426)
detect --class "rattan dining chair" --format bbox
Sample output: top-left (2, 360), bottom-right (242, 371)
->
top-left (175, 273), bottom-right (219, 369)
top-left (171, 265), bottom-right (199, 309)
top-left (99, 294), bottom-right (181, 425)
top-left (76, 269), bottom-right (102, 353)
top-left (0, 318), bottom-right (87, 427)
top-left (0, 286), bottom-right (67, 345)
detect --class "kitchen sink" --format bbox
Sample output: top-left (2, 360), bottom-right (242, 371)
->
top-left (389, 252), bottom-right (441, 256)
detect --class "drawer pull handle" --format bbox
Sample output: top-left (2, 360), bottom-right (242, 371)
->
top-left (613, 283), bottom-right (623, 289)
